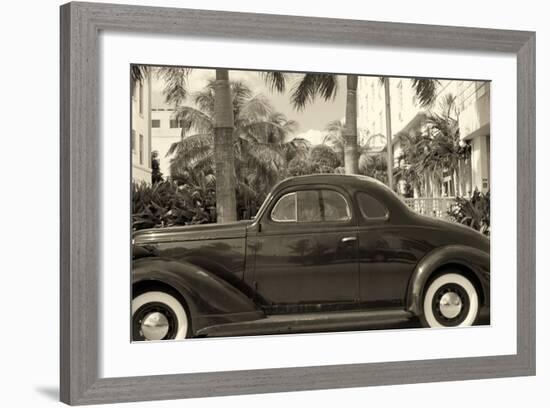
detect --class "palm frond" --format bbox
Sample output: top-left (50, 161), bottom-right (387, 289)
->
top-left (291, 73), bottom-right (338, 110)
top-left (261, 71), bottom-right (288, 93)
top-left (237, 94), bottom-right (274, 123)
top-left (166, 133), bottom-right (213, 161)
top-left (173, 106), bottom-right (213, 134)
top-left (158, 67), bottom-right (192, 106)
top-left (411, 78), bottom-right (440, 107)
top-left (130, 65), bottom-right (148, 86)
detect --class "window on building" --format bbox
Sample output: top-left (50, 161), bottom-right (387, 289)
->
top-left (152, 119), bottom-right (161, 128)
top-left (357, 192), bottom-right (388, 220)
top-left (139, 134), bottom-right (144, 165)
top-left (138, 81), bottom-right (143, 115)
top-left (131, 130), bottom-right (136, 152)
top-left (169, 119), bottom-right (184, 128)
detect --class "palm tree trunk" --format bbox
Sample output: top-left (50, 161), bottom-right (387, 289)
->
top-left (453, 168), bottom-right (459, 197)
top-left (344, 75), bottom-right (359, 174)
top-left (213, 69), bottom-right (237, 223)
top-left (383, 78), bottom-right (394, 190)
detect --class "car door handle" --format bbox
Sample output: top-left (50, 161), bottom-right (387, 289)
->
top-left (341, 236), bottom-right (357, 243)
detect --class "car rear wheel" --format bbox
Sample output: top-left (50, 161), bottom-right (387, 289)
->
top-left (132, 291), bottom-right (189, 341)
top-left (421, 272), bottom-right (479, 328)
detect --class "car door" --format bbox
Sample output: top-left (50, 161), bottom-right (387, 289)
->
top-left (356, 191), bottom-right (422, 308)
top-left (252, 186), bottom-right (359, 313)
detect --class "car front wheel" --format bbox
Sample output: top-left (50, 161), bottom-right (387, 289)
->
top-left (132, 290), bottom-right (190, 341)
top-left (421, 272), bottom-right (479, 328)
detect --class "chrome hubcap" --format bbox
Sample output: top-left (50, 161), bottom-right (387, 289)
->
top-left (140, 311), bottom-right (170, 340)
top-left (439, 292), bottom-right (462, 319)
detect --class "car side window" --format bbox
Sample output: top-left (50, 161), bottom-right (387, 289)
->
top-left (271, 190), bottom-right (351, 223)
top-left (271, 192), bottom-right (297, 222)
top-left (357, 192), bottom-right (388, 220)
top-left (321, 190), bottom-right (351, 221)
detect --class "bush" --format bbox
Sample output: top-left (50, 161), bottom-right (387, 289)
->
top-left (132, 181), bottom-right (215, 231)
top-left (447, 190), bottom-right (490, 236)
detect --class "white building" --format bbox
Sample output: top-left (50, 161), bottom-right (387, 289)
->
top-left (150, 80), bottom-right (184, 180)
top-left (131, 72), bottom-right (153, 183)
top-left (357, 77), bottom-right (490, 198)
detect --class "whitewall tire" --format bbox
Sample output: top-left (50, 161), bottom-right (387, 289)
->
top-left (132, 291), bottom-right (189, 341)
top-left (422, 273), bottom-right (479, 328)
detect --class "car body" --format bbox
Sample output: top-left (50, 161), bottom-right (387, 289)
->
top-left (132, 174), bottom-right (490, 340)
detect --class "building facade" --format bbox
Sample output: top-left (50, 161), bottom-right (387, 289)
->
top-left (356, 77), bottom-right (490, 198)
top-left (149, 80), bottom-right (184, 180)
top-left (131, 72), bottom-right (153, 184)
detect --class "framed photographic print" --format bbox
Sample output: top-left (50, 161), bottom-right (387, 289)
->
top-left (60, 1), bottom-right (536, 405)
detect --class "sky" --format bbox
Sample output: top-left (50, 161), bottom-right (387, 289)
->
top-left (150, 67), bottom-right (347, 145)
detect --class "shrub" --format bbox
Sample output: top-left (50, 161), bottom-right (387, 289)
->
top-left (447, 189), bottom-right (490, 236)
top-left (132, 181), bottom-right (215, 231)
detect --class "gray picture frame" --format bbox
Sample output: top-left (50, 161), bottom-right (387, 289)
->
top-left (60, 2), bottom-right (536, 405)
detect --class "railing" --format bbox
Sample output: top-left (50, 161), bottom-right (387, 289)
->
top-left (401, 197), bottom-right (455, 221)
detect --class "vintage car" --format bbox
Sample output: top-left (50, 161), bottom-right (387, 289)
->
top-left (132, 174), bottom-right (490, 341)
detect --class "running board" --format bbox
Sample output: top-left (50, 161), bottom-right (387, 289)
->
top-left (196, 309), bottom-right (415, 337)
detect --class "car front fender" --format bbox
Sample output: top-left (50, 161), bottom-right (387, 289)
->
top-left (406, 244), bottom-right (490, 316)
top-left (132, 257), bottom-right (263, 332)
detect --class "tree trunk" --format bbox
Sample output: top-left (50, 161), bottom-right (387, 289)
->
top-left (213, 69), bottom-right (237, 223)
top-left (383, 78), bottom-right (394, 190)
top-left (344, 75), bottom-right (359, 174)
top-left (453, 168), bottom-right (459, 197)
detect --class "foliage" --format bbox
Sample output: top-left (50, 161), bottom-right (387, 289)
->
top-left (323, 119), bottom-right (345, 164)
top-left (260, 71), bottom-right (288, 93)
top-left (132, 181), bottom-right (215, 231)
top-left (288, 145), bottom-right (342, 176)
top-left (394, 131), bottom-right (425, 191)
top-left (411, 78), bottom-right (440, 107)
top-left (151, 151), bottom-right (164, 184)
top-left (447, 190), bottom-right (490, 235)
top-left (290, 73), bottom-right (339, 111)
top-left (394, 94), bottom-right (470, 195)
top-left (358, 153), bottom-right (388, 184)
top-left (157, 66), bottom-right (193, 107)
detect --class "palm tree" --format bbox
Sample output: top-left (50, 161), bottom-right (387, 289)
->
top-left (380, 77), bottom-right (440, 191)
top-left (212, 69), bottom-right (237, 222)
top-left (358, 152), bottom-right (388, 184)
top-left (159, 68), bottom-right (288, 223)
top-left (322, 119), bottom-right (345, 164)
top-left (422, 96), bottom-right (469, 196)
top-left (381, 77), bottom-right (394, 190)
top-left (394, 131), bottom-right (426, 197)
top-left (395, 94), bottom-right (469, 198)
top-left (291, 73), bottom-right (359, 174)
top-left (167, 80), bottom-right (305, 218)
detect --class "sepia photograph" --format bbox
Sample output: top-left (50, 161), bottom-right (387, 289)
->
top-left (130, 65), bottom-right (491, 341)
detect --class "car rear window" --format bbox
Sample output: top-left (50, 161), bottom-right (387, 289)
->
top-left (357, 192), bottom-right (388, 220)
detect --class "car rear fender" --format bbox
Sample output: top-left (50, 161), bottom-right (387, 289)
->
top-left (406, 244), bottom-right (490, 315)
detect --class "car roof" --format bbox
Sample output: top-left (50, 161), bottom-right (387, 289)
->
top-left (275, 173), bottom-right (391, 193)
